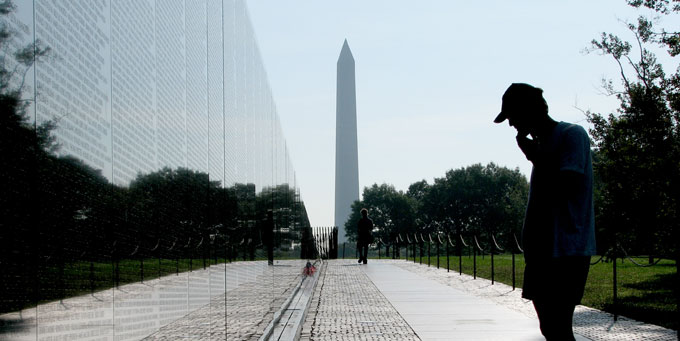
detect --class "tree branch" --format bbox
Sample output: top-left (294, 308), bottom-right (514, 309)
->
top-left (632, 27), bottom-right (651, 90)
top-left (614, 54), bottom-right (631, 91)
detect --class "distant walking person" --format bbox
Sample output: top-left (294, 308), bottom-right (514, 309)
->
top-left (494, 83), bottom-right (596, 340)
top-left (357, 208), bottom-right (373, 264)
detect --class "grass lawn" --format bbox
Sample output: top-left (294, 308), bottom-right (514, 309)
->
top-left (388, 250), bottom-right (677, 331)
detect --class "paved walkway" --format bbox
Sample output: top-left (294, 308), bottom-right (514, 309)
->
top-left (301, 259), bottom-right (677, 341)
top-left (1, 259), bottom-right (676, 341)
top-left (301, 261), bottom-right (420, 340)
top-left (0, 260), bottom-right (306, 341)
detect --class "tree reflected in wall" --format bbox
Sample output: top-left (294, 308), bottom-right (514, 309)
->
top-left (0, 95), bottom-right (310, 312)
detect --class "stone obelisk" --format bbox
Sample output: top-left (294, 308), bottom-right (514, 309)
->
top-left (334, 39), bottom-right (359, 244)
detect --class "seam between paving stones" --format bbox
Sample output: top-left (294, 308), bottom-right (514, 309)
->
top-left (308, 261), bottom-right (327, 340)
top-left (299, 260), bottom-right (327, 341)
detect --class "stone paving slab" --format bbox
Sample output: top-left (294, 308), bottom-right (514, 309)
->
top-left (300, 260), bottom-right (420, 341)
top-left (390, 259), bottom-right (677, 341)
top-left (364, 262), bottom-right (546, 340)
top-left (3, 258), bottom-right (675, 341)
top-left (301, 259), bottom-right (677, 341)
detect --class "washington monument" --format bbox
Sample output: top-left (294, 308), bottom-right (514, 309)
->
top-left (335, 39), bottom-right (359, 243)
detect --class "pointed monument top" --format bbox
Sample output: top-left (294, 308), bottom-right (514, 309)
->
top-left (338, 39), bottom-right (354, 64)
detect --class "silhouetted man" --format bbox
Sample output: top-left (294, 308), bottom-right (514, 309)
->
top-left (357, 208), bottom-right (373, 264)
top-left (494, 83), bottom-right (596, 340)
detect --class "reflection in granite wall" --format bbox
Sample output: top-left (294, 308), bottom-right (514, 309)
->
top-left (0, 1), bottom-right (309, 340)
top-left (111, 0), bottom-right (157, 184)
top-left (36, 0), bottom-right (113, 174)
top-left (185, 0), bottom-right (208, 173)
top-left (10, 0), bottom-right (294, 190)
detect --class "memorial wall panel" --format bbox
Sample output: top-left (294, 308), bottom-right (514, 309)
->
top-left (245, 19), bottom-right (256, 187)
top-left (35, 0), bottom-right (112, 176)
top-left (111, 0), bottom-right (157, 185)
top-left (155, 0), bottom-right (187, 169)
top-left (253, 43), bottom-right (265, 189)
top-left (233, 0), bottom-right (247, 185)
top-left (185, 0), bottom-right (208, 173)
top-left (5, 0), bottom-right (294, 190)
top-left (2, 0), bottom-right (305, 338)
top-left (223, 0), bottom-right (238, 187)
top-left (5, 2), bottom-right (35, 118)
top-left (206, 0), bottom-right (224, 184)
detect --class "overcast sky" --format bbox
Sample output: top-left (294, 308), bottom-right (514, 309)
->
top-left (246, 0), bottom-right (672, 227)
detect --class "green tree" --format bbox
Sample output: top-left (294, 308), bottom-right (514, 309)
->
top-left (344, 164), bottom-right (528, 255)
top-left (586, 0), bottom-right (679, 257)
top-left (406, 179), bottom-right (431, 227)
top-left (421, 163), bottom-right (528, 246)
top-left (344, 184), bottom-right (416, 252)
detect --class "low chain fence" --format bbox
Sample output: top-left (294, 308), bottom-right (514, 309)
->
top-left (334, 230), bottom-right (678, 334)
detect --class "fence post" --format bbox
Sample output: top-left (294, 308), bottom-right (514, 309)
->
top-left (332, 227), bottom-right (338, 259)
top-left (473, 244), bottom-right (477, 280)
top-left (414, 240), bottom-right (416, 263)
top-left (58, 256), bottom-right (65, 301)
top-left (512, 252), bottom-right (516, 290)
top-left (90, 261), bottom-right (95, 295)
top-left (158, 246), bottom-right (162, 280)
top-left (112, 256), bottom-right (116, 289)
top-left (436, 239), bottom-right (440, 269)
top-left (413, 241), bottom-right (416, 263)
top-left (459, 243), bottom-right (462, 276)
top-left (613, 252), bottom-right (618, 321)
top-left (491, 251), bottom-right (495, 285)
top-left (446, 239), bottom-right (450, 272)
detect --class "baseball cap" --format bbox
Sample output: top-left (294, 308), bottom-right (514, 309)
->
top-left (493, 83), bottom-right (543, 123)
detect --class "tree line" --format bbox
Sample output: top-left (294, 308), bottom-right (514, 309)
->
top-left (344, 163), bottom-right (529, 255)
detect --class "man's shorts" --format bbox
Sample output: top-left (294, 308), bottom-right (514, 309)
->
top-left (522, 256), bottom-right (591, 304)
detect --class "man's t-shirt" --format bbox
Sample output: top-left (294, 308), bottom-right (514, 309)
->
top-left (523, 122), bottom-right (596, 260)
